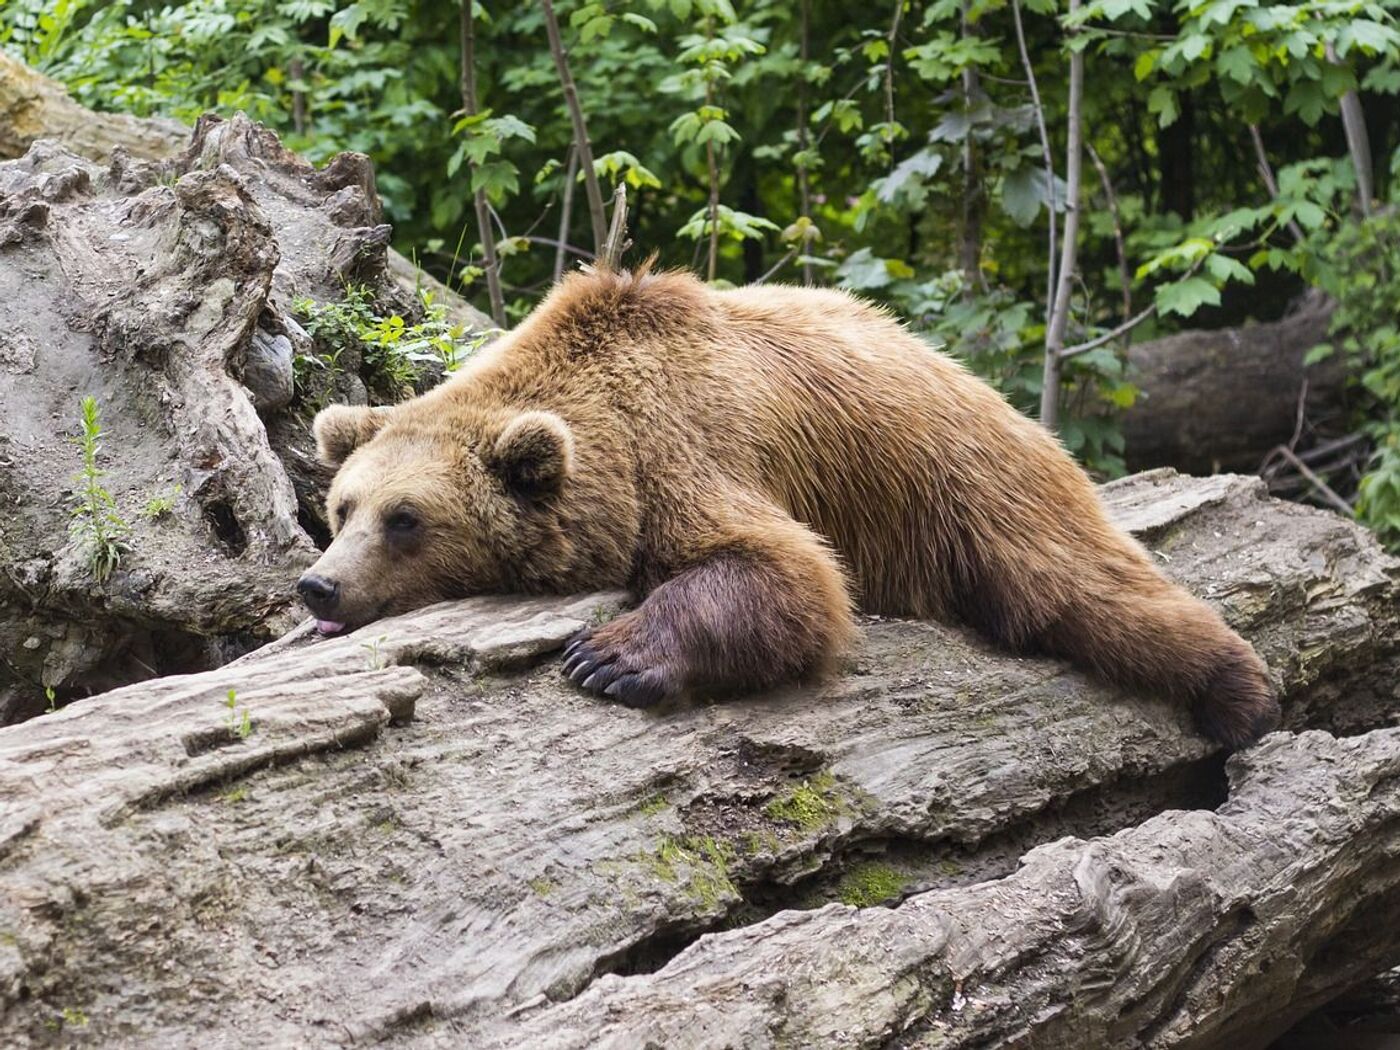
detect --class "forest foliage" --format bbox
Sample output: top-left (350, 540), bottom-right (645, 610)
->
top-left (3, 0), bottom-right (1400, 545)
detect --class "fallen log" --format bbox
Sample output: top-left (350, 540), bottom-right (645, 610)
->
top-left (0, 55), bottom-right (490, 336)
top-left (1123, 296), bottom-right (1346, 475)
top-left (0, 470), bottom-right (1396, 1047)
top-left (0, 112), bottom-right (489, 723)
top-left (0, 53), bottom-right (187, 163)
top-left (518, 725), bottom-right (1400, 1050)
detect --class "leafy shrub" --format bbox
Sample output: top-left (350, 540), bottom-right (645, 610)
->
top-left (293, 285), bottom-right (489, 407)
top-left (1306, 213), bottom-right (1400, 548)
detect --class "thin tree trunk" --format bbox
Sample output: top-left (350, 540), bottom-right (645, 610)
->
top-left (1040, 0), bottom-right (1083, 432)
top-left (553, 145), bottom-right (578, 283)
top-left (884, 0), bottom-right (904, 133)
top-left (1086, 142), bottom-right (1130, 334)
top-left (706, 130), bottom-right (720, 281)
top-left (705, 15), bottom-right (720, 283)
top-left (541, 0), bottom-right (609, 254)
top-left (1326, 44), bottom-right (1374, 217)
top-left (1249, 124), bottom-right (1306, 244)
top-left (958, 0), bottom-right (984, 291)
top-left (288, 57), bottom-right (307, 135)
top-left (460, 0), bottom-right (506, 329)
top-left (797, 0), bottom-right (813, 284)
top-left (1012, 0), bottom-right (1057, 330)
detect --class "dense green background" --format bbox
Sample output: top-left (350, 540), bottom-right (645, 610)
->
top-left (4, 0), bottom-right (1400, 544)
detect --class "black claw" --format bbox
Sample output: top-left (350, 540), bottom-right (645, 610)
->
top-left (562, 651), bottom-right (590, 676)
top-left (563, 630), bottom-right (590, 657)
top-left (604, 671), bottom-right (667, 709)
top-left (580, 661), bottom-right (627, 694)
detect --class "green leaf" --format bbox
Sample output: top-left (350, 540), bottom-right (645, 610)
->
top-left (1216, 46), bottom-right (1255, 84)
top-left (1000, 166), bottom-right (1043, 227)
top-left (877, 149), bottom-right (943, 205)
top-left (835, 248), bottom-right (895, 290)
top-left (1205, 253), bottom-right (1255, 286)
top-left (327, 2), bottom-right (366, 47)
top-left (471, 160), bottom-right (518, 201)
top-left (1284, 80), bottom-right (1327, 126)
top-left (1148, 85), bottom-right (1179, 127)
top-left (1303, 343), bottom-right (1335, 366)
top-left (1155, 276), bottom-right (1221, 317)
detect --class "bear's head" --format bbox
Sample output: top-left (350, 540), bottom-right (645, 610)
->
top-left (297, 402), bottom-right (575, 633)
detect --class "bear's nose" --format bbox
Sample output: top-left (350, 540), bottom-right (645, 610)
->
top-left (297, 573), bottom-right (340, 613)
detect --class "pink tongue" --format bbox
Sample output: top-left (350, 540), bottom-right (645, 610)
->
top-left (316, 619), bottom-right (347, 635)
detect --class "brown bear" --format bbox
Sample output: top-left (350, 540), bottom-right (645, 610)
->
top-left (300, 262), bottom-right (1280, 747)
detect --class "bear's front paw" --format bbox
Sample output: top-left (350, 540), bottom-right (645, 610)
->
top-left (562, 617), bottom-right (675, 708)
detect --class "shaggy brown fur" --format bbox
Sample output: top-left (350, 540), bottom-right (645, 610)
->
top-left (306, 263), bottom-right (1280, 747)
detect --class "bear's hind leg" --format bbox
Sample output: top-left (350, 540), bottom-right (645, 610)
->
top-left (563, 511), bottom-right (855, 707)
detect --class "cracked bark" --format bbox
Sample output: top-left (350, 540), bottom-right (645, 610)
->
top-left (1, 471), bottom-right (1397, 1047)
top-left (0, 112), bottom-right (489, 723)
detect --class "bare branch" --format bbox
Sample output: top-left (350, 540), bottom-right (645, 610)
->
top-left (541, 0), bottom-right (609, 253)
top-left (1058, 303), bottom-right (1155, 359)
top-left (705, 15), bottom-right (720, 282)
top-left (755, 247), bottom-right (798, 285)
top-left (460, 0), bottom-right (506, 329)
top-left (959, 0), bottom-right (985, 292)
top-left (288, 57), bottom-right (307, 135)
top-left (1325, 43), bottom-right (1374, 217)
top-left (528, 235), bottom-right (594, 263)
top-left (1011, 0), bottom-right (1057, 330)
top-left (1085, 142), bottom-right (1130, 332)
top-left (1248, 124), bottom-right (1305, 245)
top-left (796, 0), bottom-right (813, 285)
top-left (884, 0), bottom-right (904, 134)
top-left (1270, 444), bottom-right (1355, 515)
top-left (553, 144), bottom-right (579, 282)
top-left (599, 183), bottom-right (630, 271)
top-left (1058, 254), bottom-right (1205, 360)
top-left (1039, 0), bottom-right (1083, 431)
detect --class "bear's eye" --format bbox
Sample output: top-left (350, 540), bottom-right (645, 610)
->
top-left (385, 509), bottom-right (421, 533)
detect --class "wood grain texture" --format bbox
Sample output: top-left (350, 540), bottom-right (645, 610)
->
top-left (0, 472), bottom-right (1396, 1047)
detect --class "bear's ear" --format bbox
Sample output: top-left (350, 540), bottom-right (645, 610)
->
top-left (487, 411), bottom-right (574, 496)
top-left (313, 404), bottom-right (390, 467)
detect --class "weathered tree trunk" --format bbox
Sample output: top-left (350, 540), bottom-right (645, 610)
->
top-left (1, 471), bottom-right (1397, 1047)
top-left (1123, 296), bottom-right (1345, 475)
top-left (0, 53), bottom-right (187, 162)
top-left (0, 56), bottom-right (489, 335)
top-left (0, 111), bottom-right (487, 723)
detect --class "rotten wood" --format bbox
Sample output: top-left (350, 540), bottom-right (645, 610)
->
top-left (0, 112), bottom-right (491, 723)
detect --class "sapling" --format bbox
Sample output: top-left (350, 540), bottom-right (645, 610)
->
top-left (70, 396), bottom-right (129, 582)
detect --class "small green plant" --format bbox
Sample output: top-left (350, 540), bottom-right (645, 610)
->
top-left (292, 285), bottom-right (488, 408)
top-left (220, 785), bottom-right (248, 804)
top-left (360, 634), bottom-right (389, 670)
top-left (44, 686), bottom-right (57, 714)
top-left (69, 396), bottom-right (129, 582)
top-left (142, 484), bottom-right (182, 520)
top-left (223, 688), bottom-right (253, 740)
